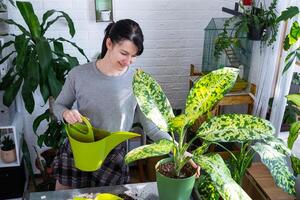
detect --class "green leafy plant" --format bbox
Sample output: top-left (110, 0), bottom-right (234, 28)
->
top-left (0, 1), bottom-right (89, 149)
top-left (1, 135), bottom-right (15, 151)
top-left (125, 67), bottom-right (298, 199)
top-left (277, 6), bottom-right (300, 74)
top-left (285, 94), bottom-right (300, 176)
top-left (214, 0), bottom-right (279, 60)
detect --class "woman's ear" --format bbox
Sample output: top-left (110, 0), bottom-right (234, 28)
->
top-left (106, 38), bottom-right (113, 51)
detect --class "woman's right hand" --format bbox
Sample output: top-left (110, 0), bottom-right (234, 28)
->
top-left (62, 109), bottom-right (82, 124)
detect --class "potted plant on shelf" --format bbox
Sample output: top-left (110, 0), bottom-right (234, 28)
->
top-left (214, 0), bottom-right (279, 60)
top-left (0, 135), bottom-right (16, 163)
top-left (125, 67), bottom-right (298, 200)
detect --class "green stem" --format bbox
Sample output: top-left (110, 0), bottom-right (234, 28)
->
top-left (211, 141), bottom-right (238, 161)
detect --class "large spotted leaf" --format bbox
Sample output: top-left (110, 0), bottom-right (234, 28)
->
top-left (193, 154), bottom-right (251, 200)
top-left (252, 143), bottom-right (296, 195)
top-left (262, 136), bottom-right (291, 156)
top-left (168, 114), bottom-right (189, 135)
top-left (197, 114), bottom-right (275, 142)
top-left (125, 139), bottom-right (174, 164)
top-left (185, 67), bottom-right (238, 125)
top-left (133, 70), bottom-right (174, 132)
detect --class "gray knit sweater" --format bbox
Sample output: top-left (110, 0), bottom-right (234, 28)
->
top-left (53, 61), bottom-right (171, 142)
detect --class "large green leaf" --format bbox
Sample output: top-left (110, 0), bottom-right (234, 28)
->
top-left (252, 143), bottom-right (296, 195)
top-left (15, 34), bottom-right (30, 70)
top-left (291, 156), bottom-right (300, 175)
top-left (168, 114), bottom-right (189, 135)
top-left (288, 121), bottom-right (300, 150)
top-left (36, 37), bottom-right (52, 82)
top-left (195, 174), bottom-right (220, 200)
top-left (286, 94), bottom-right (300, 107)
top-left (262, 136), bottom-right (291, 156)
top-left (42, 11), bottom-right (75, 37)
top-left (197, 114), bottom-right (275, 142)
top-left (185, 67), bottom-right (238, 125)
top-left (33, 109), bottom-right (50, 134)
top-left (3, 77), bottom-right (23, 107)
top-left (125, 139), bottom-right (174, 164)
top-left (47, 67), bottom-right (62, 98)
top-left (276, 6), bottom-right (299, 22)
top-left (132, 70), bottom-right (174, 132)
top-left (16, 1), bottom-right (41, 38)
top-left (193, 154), bottom-right (251, 200)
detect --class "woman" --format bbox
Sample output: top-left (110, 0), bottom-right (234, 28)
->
top-left (52, 19), bottom-right (172, 190)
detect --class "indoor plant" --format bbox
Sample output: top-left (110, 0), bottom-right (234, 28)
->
top-left (214, 0), bottom-right (279, 59)
top-left (125, 67), bottom-right (252, 200)
top-left (125, 67), bottom-right (298, 200)
top-left (0, 135), bottom-right (16, 163)
top-left (0, 1), bottom-right (89, 149)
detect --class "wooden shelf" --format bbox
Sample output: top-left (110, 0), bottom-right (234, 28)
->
top-left (242, 163), bottom-right (295, 200)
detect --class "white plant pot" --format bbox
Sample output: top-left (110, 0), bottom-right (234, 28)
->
top-left (100, 10), bottom-right (111, 21)
top-left (1, 148), bottom-right (16, 163)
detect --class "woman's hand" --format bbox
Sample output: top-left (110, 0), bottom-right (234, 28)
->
top-left (62, 109), bottom-right (82, 124)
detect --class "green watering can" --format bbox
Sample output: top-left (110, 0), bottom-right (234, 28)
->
top-left (66, 116), bottom-right (139, 171)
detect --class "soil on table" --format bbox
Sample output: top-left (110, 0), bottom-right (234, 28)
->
top-left (157, 161), bottom-right (196, 179)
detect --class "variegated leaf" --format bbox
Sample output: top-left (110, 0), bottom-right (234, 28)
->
top-left (193, 154), bottom-right (251, 200)
top-left (133, 70), bottom-right (174, 132)
top-left (125, 139), bottom-right (173, 164)
top-left (197, 114), bottom-right (275, 142)
top-left (195, 174), bottom-right (220, 200)
top-left (286, 93), bottom-right (300, 107)
top-left (185, 67), bottom-right (238, 125)
top-left (262, 136), bottom-right (291, 156)
top-left (192, 141), bottom-right (211, 156)
top-left (288, 121), bottom-right (300, 149)
top-left (168, 114), bottom-right (189, 135)
top-left (291, 156), bottom-right (300, 175)
top-left (252, 142), bottom-right (296, 195)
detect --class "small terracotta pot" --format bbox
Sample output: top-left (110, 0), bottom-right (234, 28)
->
top-left (1, 148), bottom-right (16, 163)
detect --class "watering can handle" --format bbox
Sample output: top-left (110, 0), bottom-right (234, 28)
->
top-left (80, 116), bottom-right (93, 137)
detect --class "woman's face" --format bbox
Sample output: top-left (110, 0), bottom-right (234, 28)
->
top-left (106, 38), bottom-right (138, 71)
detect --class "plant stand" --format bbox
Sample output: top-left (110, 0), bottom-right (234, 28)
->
top-left (242, 162), bottom-right (295, 200)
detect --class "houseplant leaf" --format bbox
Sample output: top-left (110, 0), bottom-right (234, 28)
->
top-left (16, 1), bottom-right (41, 38)
top-left (287, 93), bottom-right (300, 107)
top-left (132, 70), bottom-right (174, 132)
top-left (193, 154), bottom-right (251, 200)
top-left (185, 67), bottom-right (238, 126)
top-left (276, 6), bottom-right (299, 22)
top-left (291, 156), bottom-right (300, 175)
top-left (288, 121), bottom-right (300, 149)
top-left (197, 114), bottom-right (275, 142)
top-left (125, 139), bottom-right (174, 164)
top-left (252, 143), bottom-right (296, 195)
top-left (262, 136), bottom-right (291, 156)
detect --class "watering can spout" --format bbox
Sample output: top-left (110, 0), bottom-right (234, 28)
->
top-left (104, 131), bottom-right (140, 156)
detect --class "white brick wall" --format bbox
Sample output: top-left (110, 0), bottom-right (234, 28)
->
top-left (8, 0), bottom-right (233, 109)
top-left (6, 0), bottom-right (234, 171)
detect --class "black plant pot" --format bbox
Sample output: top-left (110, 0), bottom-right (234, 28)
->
top-left (247, 24), bottom-right (265, 41)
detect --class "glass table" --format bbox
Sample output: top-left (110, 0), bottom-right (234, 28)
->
top-left (30, 182), bottom-right (159, 200)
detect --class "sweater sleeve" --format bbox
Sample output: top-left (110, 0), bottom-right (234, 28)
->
top-left (136, 106), bottom-right (172, 142)
top-left (53, 73), bottom-right (76, 122)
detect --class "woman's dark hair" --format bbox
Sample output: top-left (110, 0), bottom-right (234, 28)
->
top-left (100, 19), bottom-right (144, 59)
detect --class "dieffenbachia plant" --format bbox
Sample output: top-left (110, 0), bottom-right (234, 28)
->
top-left (125, 67), bottom-right (298, 199)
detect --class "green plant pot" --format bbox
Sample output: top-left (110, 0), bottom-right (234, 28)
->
top-left (155, 158), bottom-right (196, 200)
